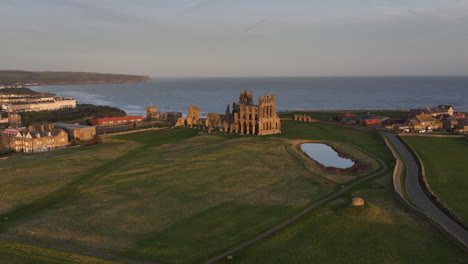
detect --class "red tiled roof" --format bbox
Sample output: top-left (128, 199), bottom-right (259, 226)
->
top-left (340, 113), bottom-right (357, 118)
top-left (90, 115), bottom-right (144, 126)
top-left (364, 119), bottom-right (381, 125)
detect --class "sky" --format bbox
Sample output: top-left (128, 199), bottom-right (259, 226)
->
top-left (1, 0), bottom-right (468, 77)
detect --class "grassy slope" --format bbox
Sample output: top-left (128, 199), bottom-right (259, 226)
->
top-left (0, 88), bottom-right (43, 95)
top-left (216, 172), bottom-right (466, 264)
top-left (0, 140), bottom-right (139, 214)
top-left (5, 128), bottom-right (339, 264)
top-left (0, 240), bottom-right (118, 264)
top-left (280, 110), bottom-right (409, 120)
top-left (0, 122), bottom-right (465, 263)
top-left (20, 104), bottom-right (126, 126)
top-left (403, 137), bottom-right (468, 221)
top-left (214, 124), bottom-right (466, 264)
top-left (0, 70), bottom-right (150, 85)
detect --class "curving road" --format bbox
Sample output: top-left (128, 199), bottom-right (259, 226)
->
top-left (384, 133), bottom-right (468, 245)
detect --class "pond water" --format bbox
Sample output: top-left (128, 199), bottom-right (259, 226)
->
top-left (300, 143), bottom-right (355, 169)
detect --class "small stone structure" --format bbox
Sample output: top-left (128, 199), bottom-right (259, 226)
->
top-left (352, 197), bottom-right (365, 207)
top-left (146, 106), bottom-right (158, 119)
top-left (146, 106), bottom-right (182, 123)
top-left (294, 114), bottom-right (314, 122)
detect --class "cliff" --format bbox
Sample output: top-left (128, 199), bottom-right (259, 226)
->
top-left (0, 70), bottom-right (151, 85)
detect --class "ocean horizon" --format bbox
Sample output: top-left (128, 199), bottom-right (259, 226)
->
top-left (31, 76), bottom-right (468, 116)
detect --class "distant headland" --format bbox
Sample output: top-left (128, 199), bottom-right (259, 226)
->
top-left (0, 70), bottom-right (151, 86)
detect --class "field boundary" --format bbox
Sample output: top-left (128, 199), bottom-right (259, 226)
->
top-left (384, 133), bottom-right (468, 253)
top-left (401, 134), bottom-right (465, 138)
top-left (399, 136), bottom-right (468, 230)
top-left (99, 127), bottom-right (169, 137)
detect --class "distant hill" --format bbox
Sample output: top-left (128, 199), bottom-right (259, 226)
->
top-left (0, 70), bottom-right (151, 85)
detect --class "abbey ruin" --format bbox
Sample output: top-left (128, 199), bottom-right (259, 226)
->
top-left (175, 91), bottom-right (281, 135)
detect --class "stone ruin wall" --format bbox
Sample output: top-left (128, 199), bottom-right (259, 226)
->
top-left (294, 114), bottom-right (315, 123)
top-left (175, 91), bottom-right (281, 136)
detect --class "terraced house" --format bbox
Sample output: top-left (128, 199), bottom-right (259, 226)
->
top-left (409, 113), bottom-right (443, 131)
top-left (0, 124), bottom-right (68, 153)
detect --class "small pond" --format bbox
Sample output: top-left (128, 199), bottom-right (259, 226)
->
top-left (300, 143), bottom-right (355, 169)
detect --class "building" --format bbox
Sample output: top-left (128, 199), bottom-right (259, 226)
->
top-left (0, 124), bottom-right (68, 153)
top-left (409, 113), bottom-right (443, 131)
top-left (443, 117), bottom-right (459, 131)
top-left (146, 106), bottom-right (182, 123)
top-left (177, 91), bottom-right (281, 135)
top-left (409, 105), bottom-right (454, 118)
top-left (361, 119), bottom-right (381, 126)
top-left (338, 113), bottom-right (357, 120)
top-left (8, 112), bottom-right (21, 125)
top-left (54, 123), bottom-right (96, 141)
top-left (89, 115), bottom-right (144, 126)
top-left (455, 118), bottom-right (468, 134)
top-left (224, 91), bottom-right (281, 135)
top-left (3, 97), bottom-right (76, 112)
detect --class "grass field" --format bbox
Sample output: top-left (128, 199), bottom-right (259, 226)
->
top-left (0, 240), bottom-right (118, 264)
top-left (0, 70), bottom-right (149, 85)
top-left (19, 104), bottom-right (126, 125)
top-left (279, 110), bottom-right (409, 120)
top-left (3, 128), bottom-right (342, 263)
top-left (403, 136), bottom-right (468, 221)
top-left (216, 171), bottom-right (467, 264)
top-left (0, 121), bottom-right (465, 263)
top-left (0, 140), bottom-right (140, 214)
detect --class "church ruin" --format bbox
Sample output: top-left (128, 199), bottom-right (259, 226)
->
top-left (176, 91), bottom-right (281, 135)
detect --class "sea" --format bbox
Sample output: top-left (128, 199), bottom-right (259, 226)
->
top-left (29, 76), bottom-right (468, 117)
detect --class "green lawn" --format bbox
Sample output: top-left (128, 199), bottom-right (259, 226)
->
top-left (280, 110), bottom-right (409, 120)
top-left (0, 140), bottom-right (140, 214)
top-left (0, 240), bottom-right (118, 264)
top-left (216, 171), bottom-right (467, 264)
top-left (0, 122), bottom-right (465, 264)
top-left (403, 137), bottom-right (468, 221)
top-left (4, 129), bottom-right (339, 263)
top-left (276, 121), bottom-right (393, 163)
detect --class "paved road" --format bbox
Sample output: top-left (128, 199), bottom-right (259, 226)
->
top-left (385, 133), bottom-right (468, 245)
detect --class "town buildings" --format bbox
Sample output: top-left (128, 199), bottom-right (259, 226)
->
top-left (89, 115), bottom-right (144, 126)
top-left (455, 118), bottom-right (468, 134)
top-left (0, 124), bottom-right (68, 153)
top-left (409, 105), bottom-right (454, 118)
top-left (2, 97), bottom-right (76, 112)
top-left (54, 123), bottom-right (96, 141)
top-left (408, 113), bottom-right (444, 132)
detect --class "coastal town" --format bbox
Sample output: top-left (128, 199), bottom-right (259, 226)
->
top-left (0, 85), bottom-right (466, 155)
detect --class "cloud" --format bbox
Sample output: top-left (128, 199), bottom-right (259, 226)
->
top-left (245, 14), bottom-right (277, 32)
top-left (44, 0), bottom-right (153, 26)
top-left (184, 0), bottom-right (216, 13)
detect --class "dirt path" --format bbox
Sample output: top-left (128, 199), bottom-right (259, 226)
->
top-left (202, 145), bottom-right (388, 264)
